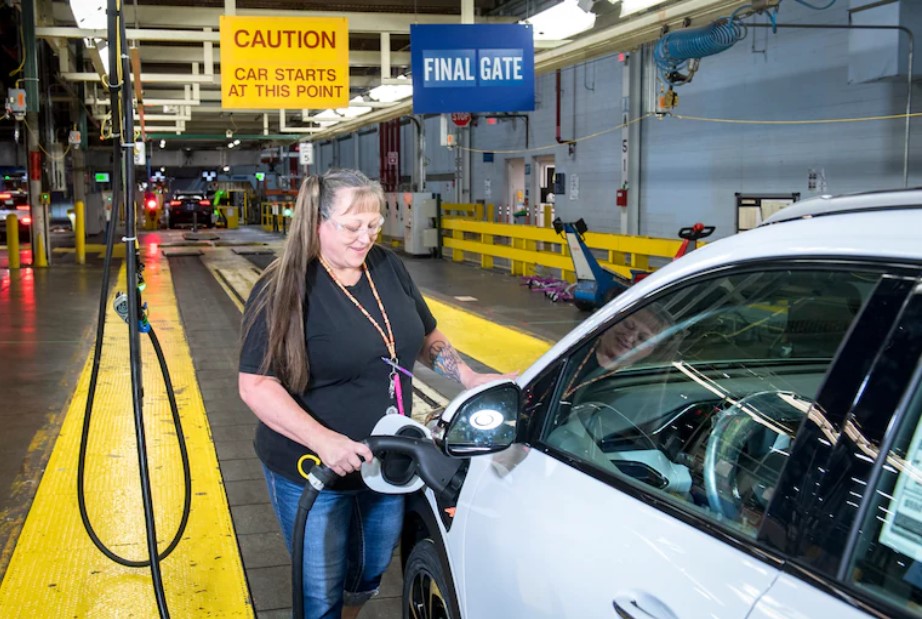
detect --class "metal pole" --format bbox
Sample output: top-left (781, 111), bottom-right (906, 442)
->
top-left (21, 0), bottom-right (49, 266)
top-left (748, 22), bottom-right (913, 188)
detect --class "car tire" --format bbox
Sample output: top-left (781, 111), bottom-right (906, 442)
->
top-left (403, 539), bottom-right (461, 619)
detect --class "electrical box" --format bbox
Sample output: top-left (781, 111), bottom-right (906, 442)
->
top-left (6, 88), bottom-right (25, 115)
top-left (848, 0), bottom-right (922, 83)
top-left (383, 192), bottom-right (402, 239)
top-left (402, 192), bottom-right (438, 256)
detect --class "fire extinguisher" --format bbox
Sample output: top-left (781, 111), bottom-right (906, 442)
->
top-left (616, 184), bottom-right (628, 208)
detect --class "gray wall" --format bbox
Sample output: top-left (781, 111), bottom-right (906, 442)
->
top-left (640, 1), bottom-right (921, 238)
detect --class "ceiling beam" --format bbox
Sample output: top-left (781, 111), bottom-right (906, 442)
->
top-left (49, 3), bottom-right (516, 35)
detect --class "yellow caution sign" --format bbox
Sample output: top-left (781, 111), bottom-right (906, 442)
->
top-left (219, 15), bottom-right (349, 109)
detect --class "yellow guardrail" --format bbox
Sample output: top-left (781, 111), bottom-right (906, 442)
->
top-left (260, 201), bottom-right (294, 234)
top-left (440, 212), bottom-right (684, 281)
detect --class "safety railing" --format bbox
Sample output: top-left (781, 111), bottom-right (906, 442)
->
top-left (261, 201), bottom-right (294, 234)
top-left (439, 204), bottom-right (684, 281)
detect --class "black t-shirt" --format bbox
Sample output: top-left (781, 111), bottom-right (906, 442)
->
top-left (239, 246), bottom-right (437, 486)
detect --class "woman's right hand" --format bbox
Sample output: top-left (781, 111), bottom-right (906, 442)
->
top-left (314, 431), bottom-right (374, 477)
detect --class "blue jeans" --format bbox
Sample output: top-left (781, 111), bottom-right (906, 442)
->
top-left (263, 466), bottom-right (405, 619)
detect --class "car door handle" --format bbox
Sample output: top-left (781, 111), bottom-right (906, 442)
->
top-left (612, 592), bottom-right (678, 619)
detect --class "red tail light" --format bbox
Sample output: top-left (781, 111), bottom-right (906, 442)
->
top-left (21, 216), bottom-right (31, 225)
top-left (0, 193), bottom-right (10, 200)
top-left (170, 200), bottom-right (181, 206)
top-left (146, 199), bottom-right (158, 211)
top-left (16, 205), bottom-right (29, 211)
top-left (199, 200), bottom-right (211, 206)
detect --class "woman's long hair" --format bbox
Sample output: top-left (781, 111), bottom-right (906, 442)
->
top-left (242, 168), bottom-right (385, 392)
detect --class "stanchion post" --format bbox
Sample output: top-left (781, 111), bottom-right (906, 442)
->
top-left (75, 200), bottom-right (86, 265)
top-left (34, 231), bottom-right (47, 267)
top-left (6, 214), bottom-right (19, 269)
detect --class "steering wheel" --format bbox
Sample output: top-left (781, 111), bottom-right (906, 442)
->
top-left (703, 391), bottom-right (812, 520)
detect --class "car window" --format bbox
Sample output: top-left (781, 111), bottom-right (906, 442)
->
top-left (846, 380), bottom-right (922, 616)
top-left (543, 268), bottom-right (879, 538)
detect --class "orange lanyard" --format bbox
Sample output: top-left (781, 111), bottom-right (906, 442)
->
top-left (318, 256), bottom-right (397, 362)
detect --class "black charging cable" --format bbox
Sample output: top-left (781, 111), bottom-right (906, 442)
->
top-left (74, 2), bottom-right (191, 617)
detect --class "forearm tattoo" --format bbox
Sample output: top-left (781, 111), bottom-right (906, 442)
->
top-left (428, 341), bottom-right (463, 382)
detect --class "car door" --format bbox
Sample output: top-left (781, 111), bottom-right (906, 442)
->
top-left (450, 263), bottom-right (902, 619)
top-left (750, 275), bottom-right (922, 619)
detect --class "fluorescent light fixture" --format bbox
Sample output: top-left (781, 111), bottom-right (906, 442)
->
top-left (96, 43), bottom-right (110, 75)
top-left (621, 0), bottom-right (670, 17)
top-left (311, 109), bottom-right (341, 128)
top-left (522, 0), bottom-right (596, 41)
top-left (70, 0), bottom-right (107, 30)
top-left (336, 96), bottom-right (372, 119)
top-left (368, 84), bottom-right (412, 103)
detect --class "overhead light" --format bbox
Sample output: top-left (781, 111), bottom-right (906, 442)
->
top-left (222, 165), bottom-right (230, 172)
top-left (160, 167), bottom-right (165, 172)
top-left (228, 142), bottom-right (235, 148)
top-left (233, 139), bottom-right (241, 145)
top-left (310, 109), bottom-right (342, 127)
top-left (336, 96), bottom-right (372, 119)
top-left (70, 0), bottom-right (107, 30)
top-left (620, 0), bottom-right (669, 17)
top-left (368, 77), bottom-right (413, 104)
top-left (522, 0), bottom-right (596, 41)
top-left (159, 139), bottom-right (166, 148)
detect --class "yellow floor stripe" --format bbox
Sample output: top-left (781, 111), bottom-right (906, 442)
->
top-left (0, 260), bottom-right (251, 617)
top-left (423, 297), bottom-right (552, 375)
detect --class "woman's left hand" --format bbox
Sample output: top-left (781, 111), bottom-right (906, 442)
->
top-left (462, 370), bottom-right (519, 390)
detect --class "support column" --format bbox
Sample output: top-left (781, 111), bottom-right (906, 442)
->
top-left (23, 0), bottom-right (49, 266)
top-left (621, 51), bottom-right (642, 236)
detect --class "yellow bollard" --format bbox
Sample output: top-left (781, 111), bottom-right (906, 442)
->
top-left (6, 214), bottom-right (19, 268)
top-left (34, 232), bottom-right (47, 268)
top-left (75, 200), bottom-right (85, 265)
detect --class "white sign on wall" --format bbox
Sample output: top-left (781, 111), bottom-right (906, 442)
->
top-left (299, 142), bottom-right (314, 166)
top-left (569, 173), bottom-right (579, 200)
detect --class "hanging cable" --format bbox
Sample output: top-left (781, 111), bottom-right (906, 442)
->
top-left (75, 1), bottom-right (192, 617)
top-left (654, 7), bottom-right (751, 87)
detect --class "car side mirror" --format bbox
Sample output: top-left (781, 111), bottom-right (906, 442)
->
top-left (433, 380), bottom-right (521, 457)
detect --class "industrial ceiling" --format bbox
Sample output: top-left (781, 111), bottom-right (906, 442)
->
top-left (21, 0), bottom-right (750, 152)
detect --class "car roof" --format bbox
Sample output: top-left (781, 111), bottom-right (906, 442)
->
top-left (762, 188), bottom-right (922, 225)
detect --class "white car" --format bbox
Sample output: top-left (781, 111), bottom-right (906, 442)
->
top-left (392, 190), bottom-right (922, 619)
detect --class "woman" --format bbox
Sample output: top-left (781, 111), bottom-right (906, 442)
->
top-left (238, 169), bottom-right (506, 619)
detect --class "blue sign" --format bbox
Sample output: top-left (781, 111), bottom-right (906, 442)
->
top-left (411, 24), bottom-right (535, 114)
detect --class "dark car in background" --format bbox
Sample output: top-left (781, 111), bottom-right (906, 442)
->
top-left (0, 191), bottom-right (31, 241)
top-left (167, 192), bottom-right (214, 229)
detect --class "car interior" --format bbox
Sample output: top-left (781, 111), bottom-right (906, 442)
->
top-left (545, 269), bottom-right (880, 537)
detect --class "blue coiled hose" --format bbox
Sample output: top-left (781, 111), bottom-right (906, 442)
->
top-left (654, 11), bottom-right (749, 85)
